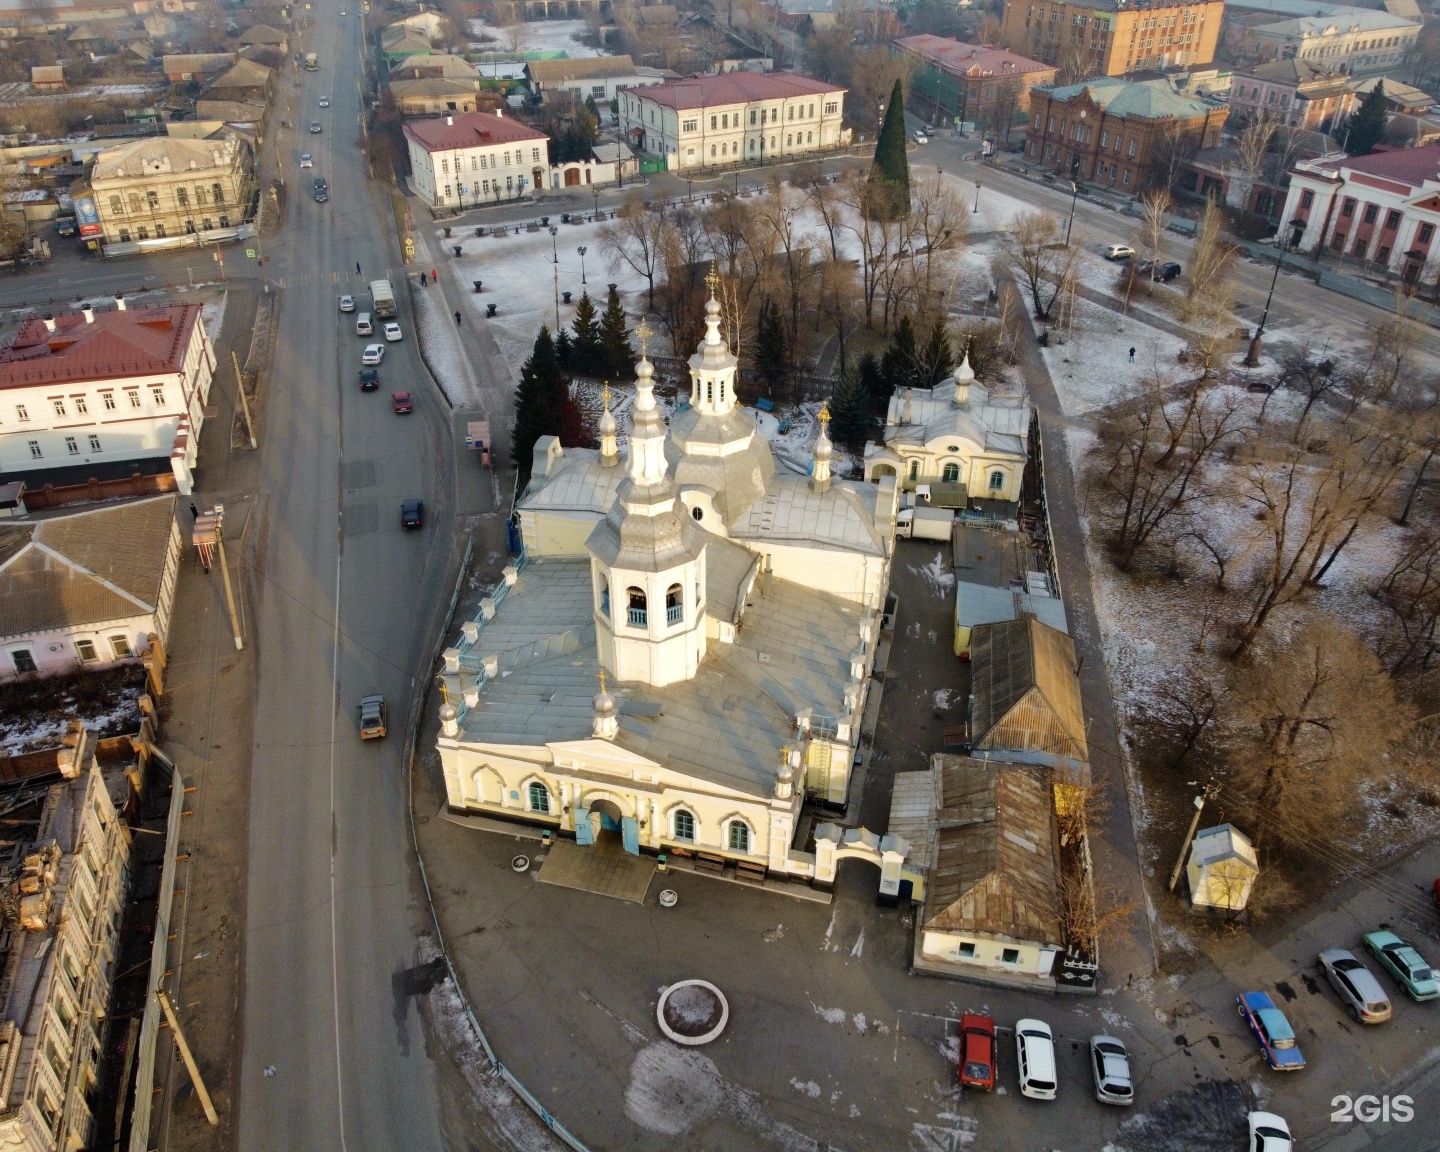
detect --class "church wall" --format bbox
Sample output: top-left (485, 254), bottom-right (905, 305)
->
top-left (752, 542), bottom-right (885, 608)
top-left (521, 508), bottom-right (602, 557)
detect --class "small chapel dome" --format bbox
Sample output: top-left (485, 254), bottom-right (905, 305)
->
top-left (814, 426), bottom-right (833, 461)
top-left (598, 405), bottom-right (617, 435)
top-left (955, 352), bottom-right (975, 383)
top-left (439, 703), bottom-right (457, 722)
top-left (593, 686), bottom-right (616, 716)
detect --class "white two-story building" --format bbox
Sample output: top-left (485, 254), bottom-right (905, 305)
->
top-left (404, 110), bottom-right (552, 209)
top-left (0, 301), bottom-right (215, 494)
top-left (618, 71), bottom-right (849, 170)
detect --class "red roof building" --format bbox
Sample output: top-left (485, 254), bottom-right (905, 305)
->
top-left (894, 35), bottom-right (1056, 138)
top-left (618, 71), bottom-right (849, 170)
top-left (402, 111), bottom-right (551, 208)
top-left (0, 305), bottom-right (202, 388)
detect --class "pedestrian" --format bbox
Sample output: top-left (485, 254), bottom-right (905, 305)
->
top-left (189, 501), bottom-right (199, 521)
top-left (356, 261), bottom-right (361, 276)
top-left (454, 310), bottom-right (461, 325)
top-left (431, 268), bottom-right (438, 284)
top-left (418, 274), bottom-right (427, 288)
top-left (1128, 346), bottom-right (1135, 363)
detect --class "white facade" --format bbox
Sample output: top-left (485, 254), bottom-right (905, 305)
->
top-left (0, 304), bottom-right (215, 492)
top-left (404, 112), bottom-right (550, 208)
top-left (1252, 12), bottom-right (1419, 76)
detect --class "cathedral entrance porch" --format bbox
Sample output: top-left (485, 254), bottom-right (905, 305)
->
top-left (535, 834), bottom-right (656, 904)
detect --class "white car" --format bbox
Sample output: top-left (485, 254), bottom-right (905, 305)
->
top-left (319, 96), bottom-right (330, 108)
top-left (310, 121), bottom-right (322, 133)
top-left (361, 343), bottom-right (385, 365)
top-left (1104, 244), bottom-right (1136, 260)
top-left (1015, 1018), bottom-right (1057, 1100)
top-left (339, 294), bottom-right (354, 312)
top-left (1089, 1035), bottom-right (1133, 1105)
top-left (383, 322), bottom-right (403, 342)
top-left (913, 129), bottom-right (929, 145)
top-left (1248, 1111), bottom-right (1293, 1152)
top-left (300, 153), bottom-right (313, 168)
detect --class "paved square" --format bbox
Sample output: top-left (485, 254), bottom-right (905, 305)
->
top-left (536, 836), bottom-right (656, 904)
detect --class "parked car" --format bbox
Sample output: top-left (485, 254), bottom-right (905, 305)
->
top-left (913, 129), bottom-right (929, 144)
top-left (392, 390), bottom-right (412, 414)
top-left (1104, 244), bottom-right (1135, 261)
top-left (400, 499), bottom-right (424, 530)
top-left (1247, 1111), bottom-right (1294, 1152)
top-left (1320, 949), bottom-right (1393, 1023)
top-left (339, 294), bottom-right (355, 312)
top-left (1015, 1018), bottom-right (1057, 1100)
top-left (310, 120), bottom-right (322, 133)
top-left (1089, 1035), bottom-right (1133, 1105)
top-left (1237, 992), bottom-right (1305, 1070)
top-left (361, 343), bottom-right (385, 365)
top-left (359, 368), bottom-right (379, 391)
top-left (383, 321), bottom-right (403, 342)
top-left (1137, 259), bottom-right (1182, 282)
top-left (313, 177), bottom-right (328, 203)
top-left (958, 1014), bottom-right (995, 1091)
top-left (357, 694), bottom-right (386, 739)
top-left (319, 96), bottom-right (330, 107)
top-left (53, 217), bottom-right (77, 236)
top-left (300, 153), bottom-right (313, 168)
top-left (1364, 931), bottom-right (1439, 1001)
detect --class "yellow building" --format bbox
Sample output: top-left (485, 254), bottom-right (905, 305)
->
top-left (1001, 0), bottom-right (1225, 77)
top-left (89, 134), bottom-right (253, 244)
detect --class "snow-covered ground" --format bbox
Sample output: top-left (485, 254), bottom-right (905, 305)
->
top-left (201, 292), bottom-right (227, 344)
top-left (467, 18), bottom-right (601, 78)
top-left (1036, 293), bottom-right (1188, 418)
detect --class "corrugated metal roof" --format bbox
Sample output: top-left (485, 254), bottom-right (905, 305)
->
top-left (527, 55), bottom-right (639, 84)
top-left (637, 70), bottom-right (844, 112)
top-left (887, 770), bottom-right (936, 869)
top-left (403, 110), bottom-right (546, 154)
top-left (956, 581), bottom-right (1068, 635)
top-left (970, 617), bottom-right (1087, 766)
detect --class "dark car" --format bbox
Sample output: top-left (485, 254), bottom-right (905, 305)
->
top-left (359, 367), bottom-right (379, 391)
top-left (401, 499), bottom-right (424, 530)
top-left (1137, 259), bottom-right (1182, 282)
top-left (313, 177), bottom-right (328, 203)
top-left (53, 217), bottom-right (78, 236)
top-left (958, 1013), bottom-right (995, 1091)
top-left (392, 390), bottom-right (412, 414)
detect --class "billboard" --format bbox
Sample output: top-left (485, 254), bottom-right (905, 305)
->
top-left (73, 195), bottom-right (102, 237)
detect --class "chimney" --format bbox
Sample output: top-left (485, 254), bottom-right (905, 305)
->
top-left (445, 113), bottom-right (454, 126)
top-left (42, 313), bottom-right (55, 332)
top-left (115, 293), bottom-right (126, 311)
top-left (495, 107), bottom-right (503, 118)
top-left (80, 303), bottom-right (94, 324)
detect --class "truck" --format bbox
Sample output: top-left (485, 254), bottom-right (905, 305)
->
top-left (370, 279), bottom-right (397, 319)
top-left (357, 694), bottom-right (387, 739)
top-left (896, 506), bottom-right (954, 541)
top-left (304, 52), bottom-right (318, 70)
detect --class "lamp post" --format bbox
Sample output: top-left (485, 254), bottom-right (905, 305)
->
top-left (550, 225), bottom-right (560, 329)
top-left (593, 185), bottom-right (599, 219)
top-left (1243, 252), bottom-right (1284, 368)
top-left (578, 245), bottom-right (587, 285)
top-left (687, 177), bottom-right (692, 202)
top-left (973, 180), bottom-right (981, 214)
top-left (1065, 179), bottom-right (1079, 246)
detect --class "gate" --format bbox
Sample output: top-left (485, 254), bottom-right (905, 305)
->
top-left (639, 155), bottom-right (667, 174)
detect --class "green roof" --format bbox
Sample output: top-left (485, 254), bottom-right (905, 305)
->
top-left (1039, 76), bottom-right (1214, 120)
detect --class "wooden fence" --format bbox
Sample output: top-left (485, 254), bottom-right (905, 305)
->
top-left (21, 471), bottom-right (176, 510)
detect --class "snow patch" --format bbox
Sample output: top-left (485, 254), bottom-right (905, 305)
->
top-left (790, 1078), bottom-right (821, 1098)
top-left (624, 1043), bottom-right (725, 1136)
top-left (913, 552), bottom-right (955, 597)
top-left (812, 1004), bottom-right (847, 1025)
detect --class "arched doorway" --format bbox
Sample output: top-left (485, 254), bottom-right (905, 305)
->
top-left (564, 166), bottom-right (581, 187)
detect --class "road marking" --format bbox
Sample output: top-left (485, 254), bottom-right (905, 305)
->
top-left (333, 271), bottom-right (338, 284)
top-left (329, 480), bottom-right (349, 1152)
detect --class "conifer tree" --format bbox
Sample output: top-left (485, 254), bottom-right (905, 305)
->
top-left (866, 79), bottom-right (911, 220)
top-left (918, 317), bottom-right (955, 388)
top-left (554, 327), bottom-right (574, 368)
top-left (570, 291), bottom-right (603, 374)
top-left (754, 298), bottom-right (789, 399)
top-left (1343, 80), bottom-right (1388, 155)
top-left (599, 284), bottom-right (636, 378)
top-left (511, 326), bottom-right (565, 484)
top-left (859, 350), bottom-right (887, 415)
top-left (880, 314), bottom-right (921, 397)
top-left (828, 367), bottom-right (871, 451)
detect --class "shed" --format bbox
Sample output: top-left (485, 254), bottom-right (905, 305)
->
top-left (954, 580), bottom-right (1067, 657)
top-left (30, 66), bottom-right (64, 92)
top-left (1186, 824), bottom-right (1258, 912)
top-left (969, 617), bottom-right (1087, 768)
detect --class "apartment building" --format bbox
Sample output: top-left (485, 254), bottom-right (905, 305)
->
top-left (894, 35), bottom-right (1057, 135)
top-left (1251, 9), bottom-right (1419, 77)
top-left (404, 110), bottom-right (551, 208)
top-left (89, 134), bottom-right (253, 245)
top-left (1228, 57), bottom-right (1353, 132)
top-left (1001, 0), bottom-right (1225, 77)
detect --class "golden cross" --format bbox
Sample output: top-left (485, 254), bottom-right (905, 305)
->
top-left (439, 679), bottom-right (451, 704)
top-left (705, 261), bottom-right (721, 299)
top-left (601, 380), bottom-right (612, 408)
top-left (636, 318), bottom-right (652, 358)
top-left (597, 668), bottom-right (608, 695)
top-left (817, 402), bottom-right (831, 433)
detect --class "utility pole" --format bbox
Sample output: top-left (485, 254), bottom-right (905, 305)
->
top-left (1065, 180), bottom-right (1079, 246)
top-left (1169, 781), bottom-right (1220, 892)
top-left (213, 504), bottom-right (244, 650)
top-left (549, 225), bottom-right (560, 330)
top-left (1243, 252), bottom-right (1284, 368)
top-left (230, 350), bottom-right (256, 448)
top-left (157, 990), bottom-right (220, 1126)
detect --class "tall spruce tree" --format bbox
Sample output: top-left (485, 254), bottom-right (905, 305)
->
top-left (1344, 80), bottom-right (1388, 155)
top-left (570, 291), bottom-right (603, 375)
top-left (511, 325), bottom-right (565, 484)
top-left (754, 298), bottom-right (789, 399)
top-left (859, 350), bottom-right (887, 415)
top-left (599, 285), bottom-right (636, 378)
top-left (828, 367), bottom-right (871, 451)
top-left (880, 315), bottom-right (921, 397)
top-left (918, 317), bottom-right (955, 388)
top-left (866, 79), bottom-right (911, 220)
top-left (554, 327), bottom-right (574, 368)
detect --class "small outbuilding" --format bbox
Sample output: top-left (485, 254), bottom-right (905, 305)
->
top-left (1186, 824), bottom-right (1259, 913)
top-left (954, 580), bottom-right (1067, 658)
top-left (969, 616), bottom-right (1087, 769)
top-left (30, 66), bottom-right (64, 92)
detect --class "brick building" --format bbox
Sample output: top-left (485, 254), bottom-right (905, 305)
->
top-left (894, 35), bottom-right (1056, 139)
top-left (1025, 75), bottom-right (1226, 188)
top-left (1000, 0), bottom-right (1225, 77)
top-left (1228, 58), bottom-right (1353, 133)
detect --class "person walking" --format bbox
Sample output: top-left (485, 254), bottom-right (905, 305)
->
top-left (189, 502), bottom-right (199, 521)
top-left (356, 261), bottom-right (361, 276)
top-left (431, 268), bottom-right (438, 284)
top-left (454, 310), bottom-right (461, 325)
top-left (1128, 347), bottom-right (1136, 363)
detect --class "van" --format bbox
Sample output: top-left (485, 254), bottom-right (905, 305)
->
top-left (1016, 1018), bottom-right (1058, 1100)
top-left (355, 312), bottom-right (373, 336)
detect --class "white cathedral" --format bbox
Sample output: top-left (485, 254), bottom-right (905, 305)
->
top-left (435, 286), bottom-right (1016, 889)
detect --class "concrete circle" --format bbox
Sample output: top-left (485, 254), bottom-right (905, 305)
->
top-left (511, 855), bottom-right (530, 873)
top-left (658, 889), bottom-right (678, 908)
top-left (656, 980), bottom-right (728, 1047)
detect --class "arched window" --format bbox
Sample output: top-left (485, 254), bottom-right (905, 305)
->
top-left (908, 459), bottom-right (920, 481)
top-left (989, 470), bottom-right (1006, 492)
top-left (673, 809), bottom-right (696, 842)
top-left (942, 463), bottom-right (960, 483)
top-left (599, 578), bottom-right (610, 618)
top-left (627, 587), bottom-right (647, 627)
top-left (528, 782), bottom-right (550, 814)
top-left (666, 584), bottom-right (683, 625)
top-left (728, 821), bottom-right (750, 853)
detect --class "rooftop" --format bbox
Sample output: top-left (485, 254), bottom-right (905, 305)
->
top-left (970, 616), bottom-right (1087, 768)
top-left (1301, 140), bottom-right (1440, 188)
top-left (1238, 56), bottom-right (1348, 87)
top-left (1038, 74), bottom-right (1218, 120)
top-left (892, 35), bottom-right (1053, 78)
top-left (403, 110), bottom-right (548, 153)
top-left (91, 134), bottom-right (241, 181)
top-left (635, 70), bottom-right (844, 111)
top-left (527, 54), bottom-right (640, 84)
top-left (0, 304), bottom-right (202, 388)
top-left (1255, 8), bottom-right (1419, 33)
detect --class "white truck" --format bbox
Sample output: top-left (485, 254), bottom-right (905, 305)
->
top-left (370, 279), bottom-right (397, 319)
top-left (896, 506), bottom-right (955, 541)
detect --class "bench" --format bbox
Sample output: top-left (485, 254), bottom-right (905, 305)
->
top-left (736, 860), bottom-right (767, 884)
top-left (695, 851), bottom-right (726, 874)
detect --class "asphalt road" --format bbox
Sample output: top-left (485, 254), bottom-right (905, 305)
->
top-left (229, 7), bottom-right (455, 1150)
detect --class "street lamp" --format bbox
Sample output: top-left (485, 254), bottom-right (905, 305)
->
top-left (578, 245), bottom-right (587, 285)
top-left (550, 226), bottom-right (560, 329)
top-left (687, 178), bottom-right (693, 202)
top-left (1065, 180), bottom-right (1079, 246)
top-left (593, 185), bottom-right (599, 220)
top-left (1244, 252), bottom-right (1284, 368)
top-left (973, 181), bottom-right (981, 214)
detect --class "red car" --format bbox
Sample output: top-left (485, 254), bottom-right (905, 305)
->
top-left (392, 390), bottom-right (412, 414)
top-left (958, 1013), bottom-right (996, 1090)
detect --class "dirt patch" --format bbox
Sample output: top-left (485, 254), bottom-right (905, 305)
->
top-left (0, 665), bottom-right (144, 754)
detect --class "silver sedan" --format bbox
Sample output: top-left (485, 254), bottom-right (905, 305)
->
top-left (1319, 949), bottom-right (1392, 1023)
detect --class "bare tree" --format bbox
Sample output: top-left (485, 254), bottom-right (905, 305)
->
top-left (1278, 351), bottom-right (1336, 441)
top-left (1225, 623), bottom-right (1411, 848)
top-left (1012, 210), bottom-right (1080, 320)
top-left (599, 193), bottom-right (671, 311)
top-left (1373, 529), bottom-right (1440, 673)
top-left (1229, 111), bottom-right (1280, 221)
top-left (1183, 199), bottom-right (1236, 324)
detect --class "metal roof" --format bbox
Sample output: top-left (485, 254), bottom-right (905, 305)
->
top-left (0, 304), bottom-right (202, 389)
top-left (970, 617), bottom-right (1087, 767)
top-left (1038, 75), bottom-right (1217, 120)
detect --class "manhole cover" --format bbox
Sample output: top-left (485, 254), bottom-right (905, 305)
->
top-left (658, 889), bottom-right (678, 908)
top-left (511, 855), bottom-right (530, 872)
top-left (656, 979), bottom-right (728, 1046)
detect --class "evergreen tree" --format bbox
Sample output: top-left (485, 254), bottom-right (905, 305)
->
top-left (859, 350), bottom-right (887, 415)
top-left (880, 314), bottom-right (921, 398)
top-left (918, 317), bottom-right (955, 388)
top-left (866, 79), bottom-right (911, 220)
top-left (753, 298), bottom-right (789, 399)
top-left (554, 327), bottom-right (574, 368)
top-left (1344, 80), bottom-right (1388, 155)
top-left (570, 291), bottom-right (603, 374)
top-left (599, 284), bottom-right (636, 378)
top-left (828, 368), bottom-right (871, 451)
top-left (511, 326), bottom-right (565, 484)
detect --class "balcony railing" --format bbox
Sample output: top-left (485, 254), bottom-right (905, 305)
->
top-left (666, 604), bottom-right (683, 625)
top-left (628, 607), bottom-right (647, 627)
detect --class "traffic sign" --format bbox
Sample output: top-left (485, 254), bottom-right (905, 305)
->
top-left (404, 237), bottom-right (415, 256)
top-left (246, 248), bottom-right (256, 258)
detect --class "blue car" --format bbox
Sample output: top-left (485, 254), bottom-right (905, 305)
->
top-left (1238, 992), bottom-right (1306, 1071)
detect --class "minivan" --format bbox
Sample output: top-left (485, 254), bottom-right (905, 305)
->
top-left (355, 312), bottom-right (373, 336)
top-left (1016, 1018), bottom-right (1058, 1100)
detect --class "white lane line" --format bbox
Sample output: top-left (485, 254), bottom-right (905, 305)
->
top-left (329, 483), bottom-right (349, 1152)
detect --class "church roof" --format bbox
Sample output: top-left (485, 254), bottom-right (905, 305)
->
top-left (879, 379), bottom-right (1030, 457)
top-left (732, 475), bottom-right (887, 556)
top-left (667, 404), bottom-right (776, 526)
top-left (455, 557), bottom-right (864, 797)
top-left (517, 447), bottom-right (624, 514)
